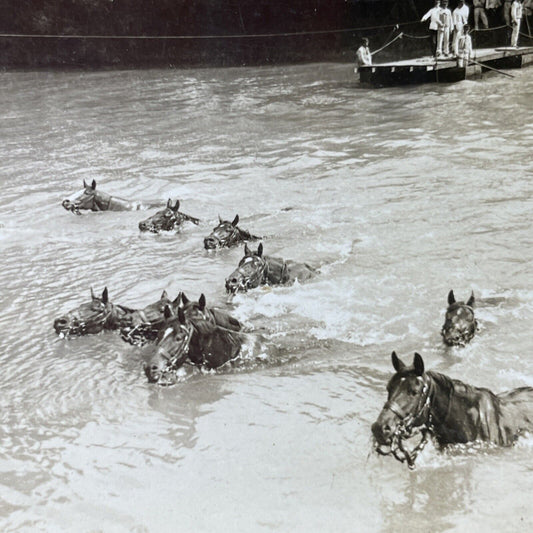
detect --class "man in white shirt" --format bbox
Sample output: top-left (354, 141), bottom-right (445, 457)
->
top-left (355, 37), bottom-right (372, 67)
top-left (452, 0), bottom-right (470, 57)
top-left (438, 0), bottom-right (454, 57)
top-left (458, 24), bottom-right (473, 65)
top-left (421, 0), bottom-right (443, 57)
top-left (511, 0), bottom-right (524, 46)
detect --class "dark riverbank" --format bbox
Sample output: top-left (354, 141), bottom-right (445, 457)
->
top-left (1, 1), bottom-right (530, 68)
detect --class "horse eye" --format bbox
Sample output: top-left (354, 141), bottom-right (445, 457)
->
top-left (410, 388), bottom-right (419, 397)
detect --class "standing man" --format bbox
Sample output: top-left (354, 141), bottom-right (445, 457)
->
top-left (438, 0), bottom-right (454, 57)
top-left (421, 0), bottom-right (443, 57)
top-left (473, 0), bottom-right (489, 30)
top-left (458, 24), bottom-right (473, 65)
top-left (355, 37), bottom-right (372, 67)
top-left (511, 0), bottom-right (524, 46)
top-left (453, 0), bottom-right (470, 57)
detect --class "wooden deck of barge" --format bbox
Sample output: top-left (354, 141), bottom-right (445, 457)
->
top-left (356, 46), bottom-right (533, 86)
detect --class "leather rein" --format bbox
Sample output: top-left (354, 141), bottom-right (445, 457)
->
top-left (376, 376), bottom-right (435, 469)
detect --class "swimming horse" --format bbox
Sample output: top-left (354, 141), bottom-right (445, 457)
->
top-left (53, 288), bottom-right (179, 338)
top-left (371, 351), bottom-right (533, 469)
top-left (119, 290), bottom-right (182, 346)
top-left (62, 179), bottom-right (165, 214)
top-left (225, 242), bottom-right (315, 294)
top-left (441, 290), bottom-right (478, 346)
top-left (144, 293), bottom-right (243, 385)
top-left (203, 214), bottom-right (260, 250)
top-left (138, 199), bottom-right (200, 233)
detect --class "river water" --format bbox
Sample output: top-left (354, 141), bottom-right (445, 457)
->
top-left (0, 63), bottom-right (532, 532)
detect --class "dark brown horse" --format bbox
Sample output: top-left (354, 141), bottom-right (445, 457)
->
top-left (203, 215), bottom-right (260, 250)
top-left (119, 290), bottom-right (182, 346)
top-left (371, 352), bottom-right (533, 468)
top-left (62, 179), bottom-right (164, 214)
top-left (144, 294), bottom-right (243, 385)
top-left (138, 199), bottom-right (200, 233)
top-left (54, 287), bottom-right (139, 337)
top-left (225, 243), bottom-right (315, 294)
top-left (441, 290), bottom-right (478, 346)
top-left (53, 288), bottom-right (177, 338)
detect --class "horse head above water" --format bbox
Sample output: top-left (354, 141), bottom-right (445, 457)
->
top-left (144, 293), bottom-right (243, 385)
top-left (225, 242), bottom-right (315, 294)
top-left (203, 215), bottom-right (260, 249)
top-left (138, 199), bottom-right (200, 233)
top-left (53, 287), bottom-right (138, 337)
top-left (441, 290), bottom-right (477, 346)
top-left (62, 179), bottom-right (163, 214)
top-left (371, 351), bottom-right (533, 468)
top-left (119, 290), bottom-right (182, 346)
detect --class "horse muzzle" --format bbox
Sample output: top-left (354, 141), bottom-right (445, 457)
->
top-left (204, 237), bottom-right (220, 250)
top-left (371, 420), bottom-right (395, 446)
top-left (54, 316), bottom-right (79, 336)
top-left (62, 199), bottom-right (81, 215)
top-left (138, 221), bottom-right (158, 233)
top-left (225, 276), bottom-right (244, 294)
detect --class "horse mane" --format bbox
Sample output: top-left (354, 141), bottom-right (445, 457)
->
top-left (428, 370), bottom-right (497, 399)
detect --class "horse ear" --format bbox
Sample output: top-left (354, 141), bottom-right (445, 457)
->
top-left (391, 351), bottom-right (406, 373)
top-left (102, 287), bottom-right (108, 303)
top-left (257, 242), bottom-right (263, 257)
top-left (90, 287), bottom-right (96, 300)
top-left (83, 179), bottom-right (87, 188)
top-left (448, 290), bottom-right (456, 305)
top-left (232, 214), bottom-right (239, 226)
top-left (164, 305), bottom-right (173, 319)
top-left (413, 353), bottom-right (425, 376)
top-left (467, 291), bottom-right (475, 308)
top-left (173, 200), bottom-right (180, 211)
top-left (166, 198), bottom-right (172, 208)
top-left (161, 290), bottom-right (168, 300)
top-left (178, 307), bottom-right (186, 324)
top-left (218, 215), bottom-right (223, 223)
top-left (181, 292), bottom-right (189, 305)
top-left (198, 293), bottom-right (206, 310)
top-left (173, 291), bottom-right (183, 306)
top-left (91, 179), bottom-right (96, 190)
top-left (244, 243), bottom-right (251, 256)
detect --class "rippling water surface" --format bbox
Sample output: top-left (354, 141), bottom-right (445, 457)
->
top-left (0, 63), bottom-right (532, 532)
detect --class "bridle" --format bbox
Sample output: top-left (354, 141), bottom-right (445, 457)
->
top-left (152, 321), bottom-right (195, 384)
top-left (209, 223), bottom-right (241, 247)
top-left (441, 304), bottom-right (477, 345)
top-left (70, 190), bottom-right (112, 213)
top-left (60, 301), bottom-right (117, 337)
top-left (375, 376), bottom-right (434, 469)
top-left (228, 255), bottom-right (269, 293)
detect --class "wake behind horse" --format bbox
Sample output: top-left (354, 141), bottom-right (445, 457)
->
top-left (225, 242), bottom-right (315, 294)
top-left (62, 179), bottom-right (165, 214)
top-left (371, 352), bottom-right (533, 468)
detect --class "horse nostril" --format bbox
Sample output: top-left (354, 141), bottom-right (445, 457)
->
top-left (371, 422), bottom-right (382, 439)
